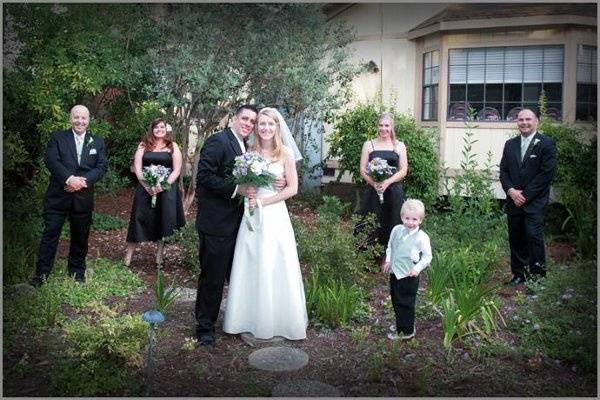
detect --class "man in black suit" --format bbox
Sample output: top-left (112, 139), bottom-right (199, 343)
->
top-left (194, 104), bottom-right (259, 346)
top-left (499, 108), bottom-right (556, 285)
top-left (30, 105), bottom-right (108, 287)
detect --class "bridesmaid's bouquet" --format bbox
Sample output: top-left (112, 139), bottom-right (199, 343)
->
top-left (231, 152), bottom-right (276, 217)
top-left (367, 157), bottom-right (396, 204)
top-left (143, 164), bottom-right (172, 208)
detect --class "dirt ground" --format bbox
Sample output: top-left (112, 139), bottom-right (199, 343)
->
top-left (4, 187), bottom-right (596, 397)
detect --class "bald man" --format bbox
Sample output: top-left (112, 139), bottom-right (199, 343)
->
top-left (30, 105), bottom-right (107, 287)
top-left (499, 109), bottom-right (556, 286)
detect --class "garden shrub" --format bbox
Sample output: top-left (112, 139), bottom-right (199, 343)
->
top-left (53, 302), bottom-right (147, 396)
top-left (538, 116), bottom-right (597, 259)
top-left (327, 102), bottom-right (439, 208)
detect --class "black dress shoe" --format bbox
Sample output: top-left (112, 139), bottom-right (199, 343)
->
top-left (198, 333), bottom-right (215, 346)
top-left (505, 276), bottom-right (526, 286)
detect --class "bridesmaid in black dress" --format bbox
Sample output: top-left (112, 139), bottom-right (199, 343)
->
top-left (358, 113), bottom-right (408, 261)
top-left (124, 118), bottom-right (185, 266)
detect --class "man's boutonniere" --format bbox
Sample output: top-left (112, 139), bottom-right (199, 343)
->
top-left (533, 138), bottom-right (540, 147)
top-left (86, 136), bottom-right (94, 147)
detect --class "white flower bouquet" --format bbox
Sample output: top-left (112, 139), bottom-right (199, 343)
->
top-left (367, 157), bottom-right (397, 204)
top-left (230, 152), bottom-right (276, 231)
top-left (143, 164), bottom-right (172, 208)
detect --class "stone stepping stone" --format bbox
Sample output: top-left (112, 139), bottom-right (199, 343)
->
top-left (248, 346), bottom-right (308, 372)
top-left (240, 332), bottom-right (285, 347)
top-left (272, 379), bottom-right (342, 397)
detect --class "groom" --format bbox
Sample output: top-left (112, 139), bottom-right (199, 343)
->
top-left (194, 104), bottom-right (260, 346)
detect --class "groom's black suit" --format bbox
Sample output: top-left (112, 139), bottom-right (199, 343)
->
top-left (195, 128), bottom-right (245, 338)
top-left (499, 132), bottom-right (556, 279)
top-left (35, 129), bottom-right (107, 281)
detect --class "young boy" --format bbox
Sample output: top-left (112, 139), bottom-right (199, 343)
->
top-left (383, 199), bottom-right (432, 340)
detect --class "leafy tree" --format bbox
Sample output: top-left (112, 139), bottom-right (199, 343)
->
top-left (148, 4), bottom-right (357, 210)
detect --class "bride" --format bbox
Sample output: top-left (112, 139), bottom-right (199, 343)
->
top-left (223, 107), bottom-right (308, 340)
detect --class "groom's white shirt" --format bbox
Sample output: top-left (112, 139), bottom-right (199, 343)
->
top-left (231, 126), bottom-right (246, 199)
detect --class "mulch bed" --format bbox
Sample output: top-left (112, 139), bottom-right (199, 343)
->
top-left (4, 187), bottom-right (594, 397)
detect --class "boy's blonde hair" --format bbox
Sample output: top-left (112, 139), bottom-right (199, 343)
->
top-left (401, 199), bottom-right (426, 220)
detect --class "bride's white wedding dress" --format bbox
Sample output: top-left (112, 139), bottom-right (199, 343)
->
top-left (223, 160), bottom-right (308, 340)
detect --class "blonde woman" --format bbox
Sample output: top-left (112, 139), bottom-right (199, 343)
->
top-left (358, 113), bottom-right (408, 252)
top-left (223, 107), bottom-right (308, 341)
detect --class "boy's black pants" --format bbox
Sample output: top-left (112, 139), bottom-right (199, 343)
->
top-left (390, 274), bottom-right (420, 335)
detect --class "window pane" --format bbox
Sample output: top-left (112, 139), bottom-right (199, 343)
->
top-left (431, 50), bottom-right (440, 67)
top-left (544, 47), bottom-right (563, 63)
top-left (545, 103), bottom-right (562, 121)
top-left (423, 102), bottom-right (431, 120)
top-left (524, 65), bottom-right (542, 82)
top-left (576, 103), bottom-right (588, 120)
top-left (577, 64), bottom-right (592, 83)
top-left (431, 85), bottom-right (438, 104)
top-left (449, 49), bottom-right (467, 65)
top-left (524, 47), bottom-right (543, 63)
top-left (577, 45), bottom-right (593, 63)
top-left (469, 102), bottom-right (484, 116)
top-left (424, 68), bottom-right (432, 85)
top-left (486, 48), bottom-right (504, 64)
top-left (486, 84), bottom-right (503, 101)
top-left (505, 84), bottom-right (522, 102)
top-left (486, 64), bottom-right (504, 83)
top-left (467, 64), bottom-right (484, 83)
top-left (450, 84), bottom-right (466, 101)
top-left (505, 48), bottom-right (523, 63)
top-left (449, 65), bottom-right (467, 83)
top-left (467, 84), bottom-right (484, 102)
top-left (423, 86), bottom-right (431, 102)
top-left (591, 84), bottom-right (597, 102)
top-left (577, 84), bottom-right (590, 102)
top-left (524, 83), bottom-right (542, 101)
top-left (468, 48), bottom-right (485, 64)
top-left (482, 103), bottom-right (502, 121)
top-left (504, 64), bottom-right (523, 83)
top-left (592, 67), bottom-right (597, 84)
top-left (543, 63), bottom-right (563, 82)
top-left (544, 83), bottom-right (562, 101)
top-left (432, 66), bottom-right (439, 84)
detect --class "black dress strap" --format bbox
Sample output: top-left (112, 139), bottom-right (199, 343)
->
top-left (370, 140), bottom-right (375, 151)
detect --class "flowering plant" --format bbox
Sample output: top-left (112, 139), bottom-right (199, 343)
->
top-left (367, 157), bottom-right (397, 204)
top-left (230, 152), bottom-right (276, 219)
top-left (143, 164), bottom-right (172, 208)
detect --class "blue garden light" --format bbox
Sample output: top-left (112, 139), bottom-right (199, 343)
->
top-left (142, 309), bottom-right (165, 396)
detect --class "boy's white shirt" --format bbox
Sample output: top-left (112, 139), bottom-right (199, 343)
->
top-left (385, 224), bottom-right (432, 278)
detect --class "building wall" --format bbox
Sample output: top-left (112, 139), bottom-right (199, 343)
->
top-left (324, 4), bottom-right (597, 195)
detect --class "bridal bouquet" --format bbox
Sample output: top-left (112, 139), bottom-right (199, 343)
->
top-left (231, 152), bottom-right (276, 216)
top-left (367, 157), bottom-right (396, 204)
top-left (143, 164), bottom-right (172, 208)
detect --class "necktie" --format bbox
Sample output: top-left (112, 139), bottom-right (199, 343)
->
top-left (521, 137), bottom-right (528, 161)
top-left (76, 135), bottom-right (84, 164)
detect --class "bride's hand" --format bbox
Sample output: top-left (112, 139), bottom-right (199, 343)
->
top-left (248, 198), bottom-right (257, 210)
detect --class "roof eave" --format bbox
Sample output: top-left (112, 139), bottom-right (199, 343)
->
top-left (407, 14), bottom-right (597, 40)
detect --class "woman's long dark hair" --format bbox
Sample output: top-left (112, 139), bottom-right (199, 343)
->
top-left (141, 118), bottom-right (175, 151)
